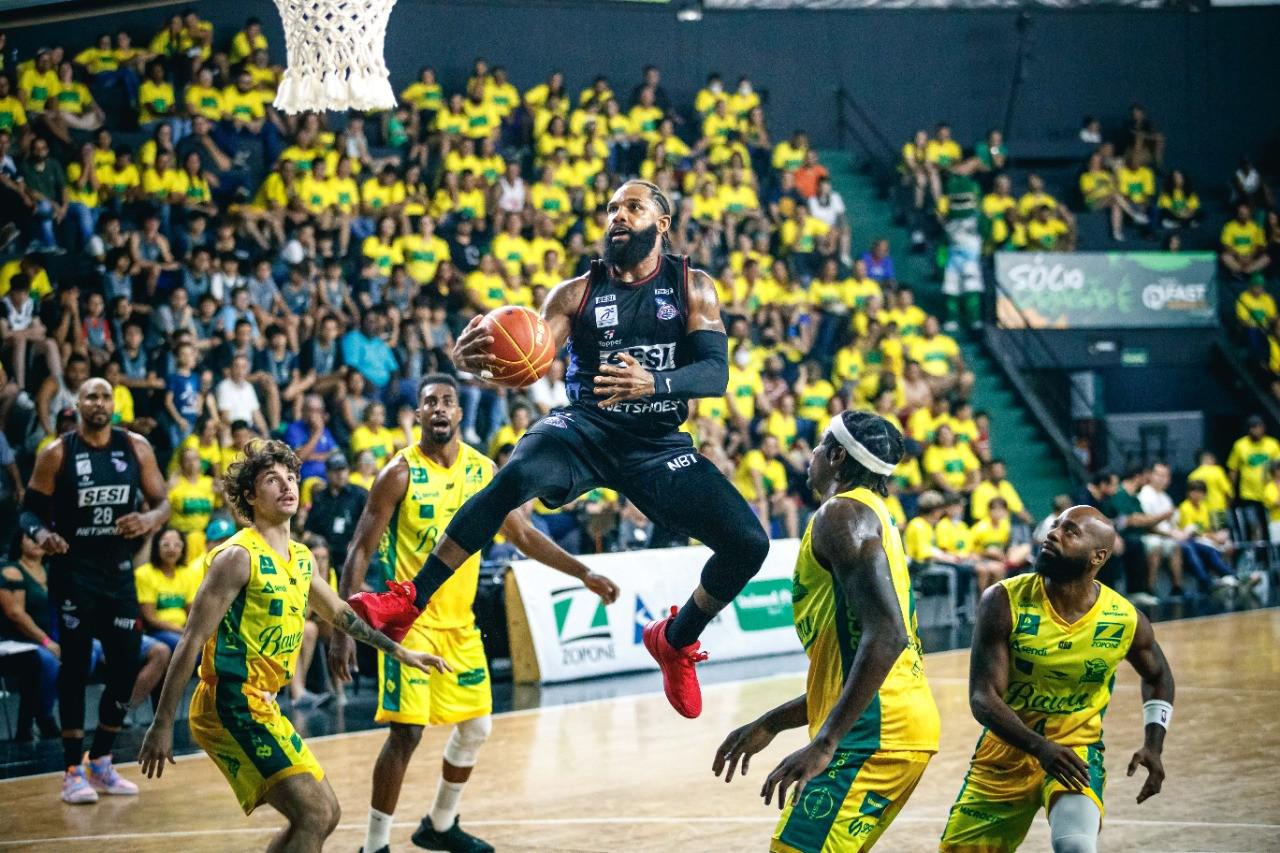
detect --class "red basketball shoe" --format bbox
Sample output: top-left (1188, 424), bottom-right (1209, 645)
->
top-left (642, 605), bottom-right (709, 719)
top-left (347, 581), bottom-right (421, 644)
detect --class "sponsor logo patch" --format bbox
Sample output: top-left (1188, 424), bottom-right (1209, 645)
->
top-left (594, 305), bottom-right (618, 328)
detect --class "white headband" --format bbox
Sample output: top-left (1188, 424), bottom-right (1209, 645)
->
top-left (825, 416), bottom-right (897, 477)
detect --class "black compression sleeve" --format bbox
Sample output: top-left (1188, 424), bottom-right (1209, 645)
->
top-left (652, 330), bottom-right (728, 400)
top-left (20, 489), bottom-right (54, 539)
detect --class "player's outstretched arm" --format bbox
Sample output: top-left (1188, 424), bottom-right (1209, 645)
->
top-left (18, 438), bottom-right (69, 555)
top-left (1125, 611), bottom-right (1174, 803)
top-left (139, 545), bottom-right (252, 779)
top-left (309, 571), bottom-right (451, 676)
top-left (499, 512), bottom-right (619, 604)
top-left (330, 458), bottom-right (410, 681)
top-left (760, 498), bottom-right (908, 809)
top-left (713, 695), bottom-right (807, 785)
top-left (969, 584), bottom-right (1091, 793)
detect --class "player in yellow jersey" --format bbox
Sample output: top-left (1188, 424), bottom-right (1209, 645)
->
top-left (939, 505), bottom-right (1175, 853)
top-left (715, 412), bottom-right (940, 852)
top-left (331, 375), bottom-right (619, 853)
top-left (138, 441), bottom-right (449, 852)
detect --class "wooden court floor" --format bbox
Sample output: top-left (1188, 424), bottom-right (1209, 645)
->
top-left (1, 609), bottom-right (1277, 852)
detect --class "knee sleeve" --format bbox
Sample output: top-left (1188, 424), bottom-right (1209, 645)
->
top-left (443, 714), bottom-right (491, 768)
top-left (1049, 794), bottom-right (1100, 853)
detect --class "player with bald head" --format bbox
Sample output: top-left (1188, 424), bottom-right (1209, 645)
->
top-left (21, 375), bottom-right (171, 804)
top-left (940, 506), bottom-right (1176, 853)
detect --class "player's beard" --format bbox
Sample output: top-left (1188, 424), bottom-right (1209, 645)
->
top-left (83, 410), bottom-right (112, 430)
top-left (1033, 546), bottom-right (1087, 582)
top-left (604, 223), bottom-right (660, 269)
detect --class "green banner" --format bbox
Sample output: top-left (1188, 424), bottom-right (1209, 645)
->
top-left (732, 578), bottom-right (794, 632)
top-left (995, 252), bottom-right (1218, 329)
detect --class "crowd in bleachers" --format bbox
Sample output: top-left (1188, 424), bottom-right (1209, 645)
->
top-left (0, 12), bottom-right (1273, 739)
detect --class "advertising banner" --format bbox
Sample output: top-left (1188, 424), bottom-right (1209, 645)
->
top-left (995, 252), bottom-right (1218, 329)
top-left (506, 540), bottom-right (802, 684)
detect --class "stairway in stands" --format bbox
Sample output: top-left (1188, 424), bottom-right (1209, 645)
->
top-left (822, 151), bottom-right (1075, 517)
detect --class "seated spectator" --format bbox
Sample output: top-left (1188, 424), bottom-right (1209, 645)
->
top-left (903, 490), bottom-right (954, 571)
top-left (1235, 275), bottom-right (1275, 360)
top-left (1116, 151), bottom-right (1156, 222)
top-left (0, 534), bottom-right (59, 741)
top-left (1, 272), bottom-right (62, 406)
top-left (974, 128), bottom-right (1006, 174)
top-left (734, 434), bottom-right (799, 538)
top-left (971, 497), bottom-right (1031, 576)
top-left (900, 129), bottom-right (931, 215)
top-left (1157, 170), bottom-right (1201, 231)
top-left (1024, 204), bottom-right (1075, 252)
top-left (168, 445), bottom-right (217, 556)
top-left (1175, 480), bottom-right (1236, 591)
top-left (351, 400), bottom-right (403, 467)
top-left (970, 459), bottom-right (1033, 525)
top-left (981, 173), bottom-right (1019, 252)
top-left (488, 403), bottom-right (531, 458)
top-left (1104, 465), bottom-right (1166, 606)
top-left (1122, 102), bottom-right (1164, 166)
top-left (134, 527), bottom-right (197, 650)
top-left (922, 424), bottom-right (980, 495)
top-left (215, 353), bottom-right (268, 435)
top-left (934, 491), bottom-right (991, 597)
top-left (861, 239), bottom-right (896, 288)
top-left (302, 451), bottom-right (367, 561)
top-left (907, 316), bottom-right (974, 399)
top-left (1220, 204), bottom-right (1270, 279)
top-left (1079, 151), bottom-right (1143, 242)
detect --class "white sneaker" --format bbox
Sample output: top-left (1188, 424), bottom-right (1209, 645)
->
top-left (1130, 591), bottom-right (1159, 607)
top-left (15, 390), bottom-right (33, 409)
top-left (1214, 575), bottom-right (1239, 588)
top-left (61, 766), bottom-right (99, 804)
top-left (85, 754), bottom-right (138, 796)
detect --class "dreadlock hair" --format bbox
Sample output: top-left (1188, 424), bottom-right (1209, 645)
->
top-left (622, 179), bottom-right (673, 251)
top-left (224, 439), bottom-right (301, 521)
top-left (821, 410), bottom-right (906, 497)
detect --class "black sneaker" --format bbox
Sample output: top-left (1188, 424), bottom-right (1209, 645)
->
top-left (359, 847), bottom-right (390, 853)
top-left (411, 816), bottom-right (494, 853)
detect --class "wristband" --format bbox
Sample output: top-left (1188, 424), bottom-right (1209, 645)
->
top-left (1142, 699), bottom-right (1172, 729)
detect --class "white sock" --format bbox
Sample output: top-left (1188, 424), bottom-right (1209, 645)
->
top-left (429, 779), bottom-right (466, 831)
top-left (364, 807), bottom-right (393, 853)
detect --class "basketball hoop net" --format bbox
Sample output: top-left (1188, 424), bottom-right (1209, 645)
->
top-left (272, 0), bottom-right (398, 113)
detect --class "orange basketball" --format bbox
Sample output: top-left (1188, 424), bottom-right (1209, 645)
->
top-left (479, 306), bottom-right (556, 388)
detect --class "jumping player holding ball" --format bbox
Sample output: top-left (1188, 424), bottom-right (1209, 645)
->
top-left (350, 180), bottom-right (770, 718)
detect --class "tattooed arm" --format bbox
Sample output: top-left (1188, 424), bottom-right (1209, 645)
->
top-left (308, 572), bottom-right (451, 674)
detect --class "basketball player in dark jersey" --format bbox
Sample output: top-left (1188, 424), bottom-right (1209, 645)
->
top-left (21, 376), bottom-right (171, 803)
top-left (350, 180), bottom-right (769, 719)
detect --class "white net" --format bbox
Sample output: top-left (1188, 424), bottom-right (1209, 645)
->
top-left (272, 0), bottom-right (398, 113)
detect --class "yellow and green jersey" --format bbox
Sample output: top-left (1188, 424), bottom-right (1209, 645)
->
top-left (169, 474), bottom-right (217, 537)
top-left (376, 442), bottom-right (494, 630)
top-left (791, 487), bottom-right (940, 752)
top-left (198, 528), bottom-right (315, 694)
top-left (135, 562), bottom-right (200, 628)
top-left (998, 572), bottom-right (1137, 747)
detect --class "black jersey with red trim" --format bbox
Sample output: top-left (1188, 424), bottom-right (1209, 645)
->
top-left (564, 253), bottom-right (692, 435)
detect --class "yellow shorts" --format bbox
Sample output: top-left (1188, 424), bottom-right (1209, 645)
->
top-left (770, 749), bottom-right (933, 853)
top-left (188, 680), bottom-right (324, 815)
top-left (939, 735), bottom-right (1106, 852)
top-left (376, 621), bottom-right (491, 727)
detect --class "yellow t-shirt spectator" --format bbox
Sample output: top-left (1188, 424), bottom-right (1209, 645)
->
top-left (0, 95), bottom-right (28, 131)
top-left (970, 479), bottom-right (1025, 521)
top-left (908, 334), bottom-right (959, 378)
top-left (904, 516), bottom-right (936, 563)
top-left (530, 182), bottom-right (572, 219)
top-left (725, 364), bottom-right (763, 422)
top-left (1185, 463), bottom-right (1233, 516)
top-left (466, 270), bottom-right (512, 311)
top-left (925, 138), bottom-right (962, 168)
top-left (771, 141), bottom-right (806, 173)
top-left (923, 444), bottom-right (980, 492)
top-left (184, 83), bottom-right (224, 120)
top-left (971, 516), bottom-right (1011, 552)
top-left (222, 86), bottom-right (265, 122)
top-left (397, 234), bottom-right (451, 284)
top-left (1227, 433), bottom-right (1280, 502)
top-left (351, 424), bottom-right (401, 467)
top-left (19, 67), bottom-right (58, 108)
top-left (935, 516), bottom-right (973, 557)
top-left (134, 563), bottom-right (199, 629)
top-left (361, 237), bottom-right (403, 277)
top-left (230, 30), bottom-right (269, 65)
top-left (795, 379), bottom-right (834, 423)
top-left (1116, 165), bottom-right (1155, 204)
top-left (169, 474), bottom-right (216, 555)
top-left (734, 449), bottom-right (787, 502)
top-left (138, 79), bottom-right (175, 124)
top-left (1237, 289), bottom-right (1277, 329)
top-left (1221, 219), bottom-right (1265, 257)
top-left (0, 259), bottom-right (52, 299)
top-left (764, 410), bottom-right (798, 449)
top-left (1176, 499), bottom-right (1213, 532)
